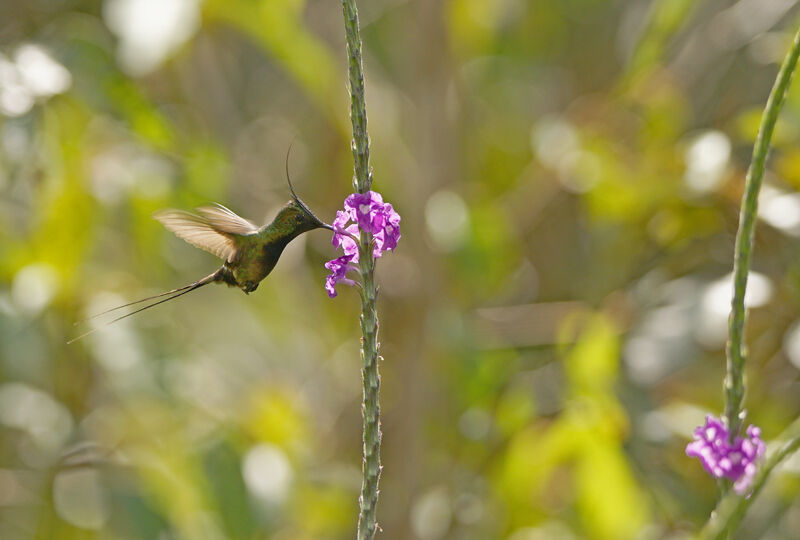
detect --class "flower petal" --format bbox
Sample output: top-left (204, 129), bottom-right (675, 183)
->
top-left (324, 254), bottom-right (357, 298)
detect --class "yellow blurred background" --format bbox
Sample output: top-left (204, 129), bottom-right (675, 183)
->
top-left (1, 1), bottom-right (800, 539)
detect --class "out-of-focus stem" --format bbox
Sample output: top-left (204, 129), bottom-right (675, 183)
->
top-left (725, 28), bottom-right (800, 440)
top-left (341, 1), bottom-right (381, 539)
top-left (704, 24), bottom-right (800, 540)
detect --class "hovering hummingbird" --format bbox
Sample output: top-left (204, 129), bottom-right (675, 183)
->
top-left (69, 164), bottom-right (333, 343)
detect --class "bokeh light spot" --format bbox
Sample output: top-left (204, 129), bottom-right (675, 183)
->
top-left (103, 0), bottom-right (200, 75)
top-left (242, 443), bottom-right (292, 504)
top-left (11, 264), bottom-right (59, 316)
top-left (53, 469), bottom-right (110, 530)
top-left (410, 486), bottom-right (452, 540)
top-left (684, 130), bottom-right (730, 193)
top-left (425, 190), bottom-right (470, 251)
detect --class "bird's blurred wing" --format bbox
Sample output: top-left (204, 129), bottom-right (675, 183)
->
top-left (154, 210), bottom-right (238, 261)
top-left (196, 204), bottom-right (259, 235)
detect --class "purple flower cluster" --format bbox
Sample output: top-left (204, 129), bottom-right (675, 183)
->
top-left (325, 191), bottom-right (401, 298)
top-left (685, 415), bottom-right (766, 495)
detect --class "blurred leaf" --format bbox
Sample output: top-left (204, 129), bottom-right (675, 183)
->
top-left (574, 436), bottom-right (650, 540)
top-left (564, 314), bottom-right (618, 395)
top-left (243, 388), bottom-right (309, 450)
top-left (495, 387), bottom-right (536, 437)
top-left (204, 0), bottom-right (345, 130)
top-left (203, 441), bottom-right (257, 539)
top-left (291, 484), bottom-right (354, 537)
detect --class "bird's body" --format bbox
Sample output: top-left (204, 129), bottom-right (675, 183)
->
top-left (68, 186), bottom-right (332, 343)
top-left (155, 200), bottom-right (324, 293)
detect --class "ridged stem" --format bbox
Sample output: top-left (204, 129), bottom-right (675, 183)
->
top-left (356, 236), bottom-right (381, 540)
top-left (341, 1), bottom-right (381, 538)
top-left (342, 0), bottom-right (372, 194)
top-left (725, 28), bottom-right (800, 441)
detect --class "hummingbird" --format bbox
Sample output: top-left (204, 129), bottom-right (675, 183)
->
top-left (68, 162), bottom-right (333, 343)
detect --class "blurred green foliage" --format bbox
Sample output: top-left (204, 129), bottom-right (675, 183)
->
top-left (2, 1), bottom-right (800, 539)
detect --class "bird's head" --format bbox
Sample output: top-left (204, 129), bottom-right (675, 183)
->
top-left (273, 199), bottom-right (328, 235)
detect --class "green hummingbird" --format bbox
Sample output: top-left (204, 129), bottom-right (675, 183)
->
top-left (69, 170), bottom-right (332, 343)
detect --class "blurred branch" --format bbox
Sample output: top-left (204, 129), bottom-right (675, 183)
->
top-left (623, 0), bottom-right (696, 83)
top-left (471, 298), bottom-right (634, 350)
top-left (701, 417), bottom-right (800, 540)
top-left (341, 1), bottom-right (381, 539)
top-left (725, 28), bottom-right (800, 441)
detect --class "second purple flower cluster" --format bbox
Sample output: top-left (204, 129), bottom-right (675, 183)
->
top-left (685, 415), bottom-right (766, 495)
top-left (325, 191), bottom-right (401, 298)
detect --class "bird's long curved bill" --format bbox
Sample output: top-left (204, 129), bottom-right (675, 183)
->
top-left (285, 143), bottom-right (333, 231)
top-left (68, 271), bottom-right (219, 344)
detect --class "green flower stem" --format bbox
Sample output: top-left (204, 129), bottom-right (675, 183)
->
top-left (701, 417), bottom-right (800, 540)
top-left (342, 0), bottom-right (372, 194)
top-left (341, 1), bottom-right (381, 538)
top-left (725, 27), bottom-right (800, 441)
top-left (356, 236), bottom-right (380, 540)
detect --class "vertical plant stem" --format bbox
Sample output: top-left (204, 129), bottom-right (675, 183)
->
top-left (341, 1), bottom-right (381, 538)
top-left (356, 237), bottom-right (380, 540)
top-left (343, 0), bottom-right (372, 195)
top-left (725, 28), bottom-right (800, 441)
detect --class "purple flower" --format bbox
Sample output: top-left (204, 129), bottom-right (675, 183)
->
top-left (686, 415), bottom-right (766, 495)
top-left (324, 254), bottom-right (357, 298)
top-left (374, 202), bottom-right (401, 255)
top-left (324, 190), bottom-right (402, 297)
top-left (345, 191), bottom-right (385, 234)
top-left (332, 222), bottom-right (360, 262)
top-left (333, 210), bottom-right (350, 232)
